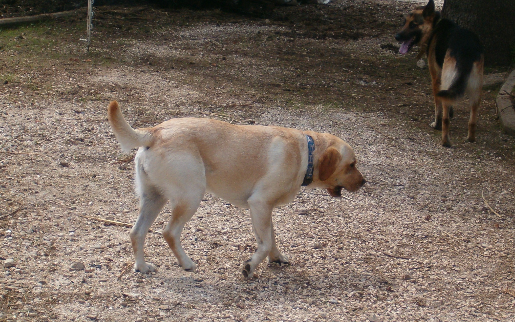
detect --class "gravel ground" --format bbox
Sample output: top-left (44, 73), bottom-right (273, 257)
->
top-left (1, 0), bottom-right (514, 321)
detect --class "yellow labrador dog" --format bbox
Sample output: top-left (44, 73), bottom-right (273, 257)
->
top-left (108, 101), bottom-right (365, 277)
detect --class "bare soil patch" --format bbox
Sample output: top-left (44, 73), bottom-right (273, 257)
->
top-left (1, 1), bottom-right (514, 321)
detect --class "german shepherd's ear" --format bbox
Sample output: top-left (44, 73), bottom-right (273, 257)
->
top-left (318, 147), bottom-right (342, 181)
top-left (423, 0), bottom-right (435, 18)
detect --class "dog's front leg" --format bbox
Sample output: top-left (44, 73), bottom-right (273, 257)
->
top-left (268, 221), bottom-right (289, 265)
top-left (430, 77), bottom-right (443, 130)
top-left (243, 200), bottom-right (275, 278)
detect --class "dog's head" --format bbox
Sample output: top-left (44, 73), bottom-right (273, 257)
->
top-left (315, 142), bottom-right (365, 197)
top-left (395, 0), bottom-right (436, 55)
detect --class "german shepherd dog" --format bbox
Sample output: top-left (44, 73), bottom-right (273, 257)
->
top-left (395, 0), bottom-right (484, 147)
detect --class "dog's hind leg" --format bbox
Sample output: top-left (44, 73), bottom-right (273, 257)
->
top-left (130, 187), bottom-right (168, 273)
top-left (243, 200), bottom-right (275, 278)
top-left (162, 193), bottom-right (203, 272)
top-left (466, 61), bottom-right (483, 143)
top-left (441, 102), bottom-right (452, 147)
top-left (467, 95), bottom-right (480, 143)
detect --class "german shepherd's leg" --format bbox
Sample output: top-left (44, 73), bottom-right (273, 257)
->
top-left (467, 99), bottom-right (479, 143)
top-left (429, 62), bottom-right (443, 130)
top-left (431, 81), bottom-right (443, 130)
top-left (441, 102), bottom-right (452, 147)
top-left (466, 60), bottom-right (483, 143)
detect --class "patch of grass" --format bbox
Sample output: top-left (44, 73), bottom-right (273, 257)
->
top-left (483, 82), bottom-right (503, 92)
top-left (0, 20), bottom-right (86, 62)
top-left (0, 73), bottom-right (18, 84)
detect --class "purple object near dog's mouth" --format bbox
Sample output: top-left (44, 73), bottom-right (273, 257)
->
top-left (399, 38), bottom-right (415, 54)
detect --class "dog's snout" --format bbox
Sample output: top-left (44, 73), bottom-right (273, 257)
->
top-left (361, 178), bottom-right (366, 186)
top-left (395, 33), bottom-right (402, 41)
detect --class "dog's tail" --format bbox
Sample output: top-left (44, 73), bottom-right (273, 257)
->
top-left (437, 34), bottom-right (483, 103)
top-left (107, 101), bottom-right (153, 152)
top-left (436, 67), bottom-right (471, 103)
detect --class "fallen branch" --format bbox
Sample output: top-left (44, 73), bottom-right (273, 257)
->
top-left (0, 8), bottom-right (87, 27)
top-left (0, 151), bottom-right (52, 158)
top-left (112, 155), bottom-right (135, 164)
top-left (501, 90), bottom-right (515, 99)
top-left (482, 190), bottom-right (502, 217)
top-left (381, 251), bottom-right (411, 260)
top-left (118, 262), bottom-right (133, 281)
top-left (84, 216), bottom-right (133, 228)
top-left (0, 207), bottom-right (23, 220)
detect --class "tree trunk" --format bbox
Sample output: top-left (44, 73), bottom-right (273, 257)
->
top-left (442, 0), bottom-right (515, 66)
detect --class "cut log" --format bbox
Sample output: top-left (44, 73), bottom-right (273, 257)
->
top-left (0, 8), bottom-right (86, 27)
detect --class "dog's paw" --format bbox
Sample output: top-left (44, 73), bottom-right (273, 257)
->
top-left (242, 259), bottom-right (256, 279)
top-left (466, 136), bottom-right (476, 143)
top-left (441, 139), bottom-right (452, 148)
top-left (181, 260), bottom-right (196, 272)
top-left (242, 262), bottom-right (252, 278)
top-left (134, 262), bottom-right (156, 274)
top-left (430, 120), bottom-right (442, 130)
top-left (269, 255), bottom-right (290, 266)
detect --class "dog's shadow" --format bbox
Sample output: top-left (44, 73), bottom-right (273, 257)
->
top-left (148, 263), bottom-right (393, 307)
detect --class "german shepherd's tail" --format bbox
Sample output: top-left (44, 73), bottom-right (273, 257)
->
top-left (436, 27), bottom-right (483, 103)
top-left (107, 101), bottom-right (153, 152)
top-left (436, 66), bottom-right (471, 101)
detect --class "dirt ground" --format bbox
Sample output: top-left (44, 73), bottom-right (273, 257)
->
top-left (1, 0), bottom-right (515, 321)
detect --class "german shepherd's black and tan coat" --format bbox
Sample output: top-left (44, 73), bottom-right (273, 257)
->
top-left (395, 0), bottom-right (484, 147)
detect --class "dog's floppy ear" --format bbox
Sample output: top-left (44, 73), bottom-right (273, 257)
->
top-left (318, 147), bottom-right (342, 181)
top-left (423, 0), bottom-right (435, 18)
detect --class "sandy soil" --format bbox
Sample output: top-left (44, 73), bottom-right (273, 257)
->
top-left (1, 1), bottom-right (514, 321)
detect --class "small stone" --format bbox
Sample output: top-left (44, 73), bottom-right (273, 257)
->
top-left (416, 59), bottom-right (426, 69)
top-left (71, 262), bottom-right (85, 271)
top-left (4, 258), bottom-right (15, 268)
top-left (369, 314), bottom-right (382, 322)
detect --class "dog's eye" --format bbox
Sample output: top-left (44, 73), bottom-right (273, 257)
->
top-left (409, 21), bottom-right (418, 28)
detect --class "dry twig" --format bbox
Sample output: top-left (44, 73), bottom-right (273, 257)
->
top-left (0, 151), bottom-right (52, 159)
top-left (381, 251), bottom-right (411, 260)
top-left (482, 190), bottom-right (502, 217)
top-left (118, 262), bottom-right (134, 281)
top-left (502, 289), bottom-right (515, 298)
top-left (0, 207), bottom-right (23, 220)
top-left (85, 216), bottom-right (133, 228)
top-left (113, 155), bottom-right (135, 164)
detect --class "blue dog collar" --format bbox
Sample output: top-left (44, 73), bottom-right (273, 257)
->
top-left (302, 135), bottom-right (315, 186)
